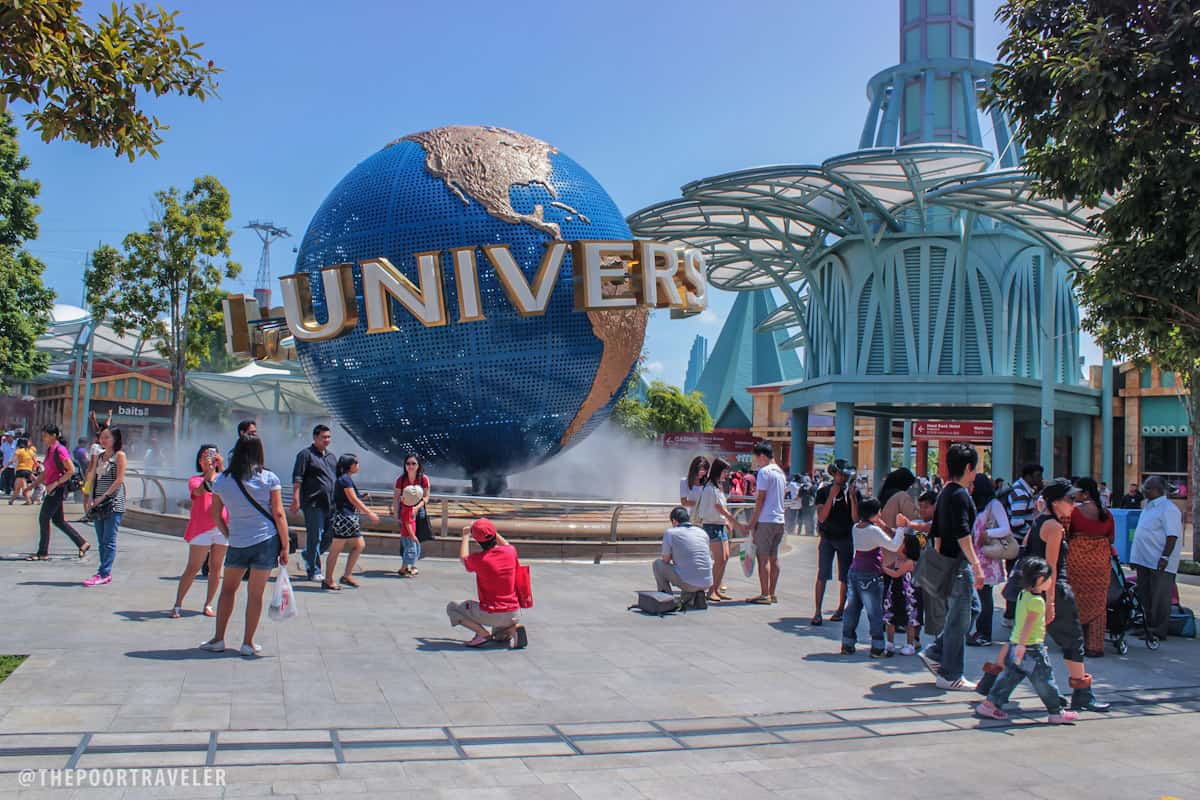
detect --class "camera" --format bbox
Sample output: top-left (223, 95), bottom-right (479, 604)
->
top-left (827, 459), bottom-right (856, 481)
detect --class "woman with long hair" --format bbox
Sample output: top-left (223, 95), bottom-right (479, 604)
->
top-left (82, 426), bottom-right (126, 585)
top-left (392, 452), bottom-right (429, 577)
top-left (878, 468), bottom-right (919, 528)
top-left (680, 456), bottom-right (709, 512)
top-left (200, 434), bottom-right (289, 657)
top-left (696, 457), bottom-right (745, 603)
top-left (1068, 477), bottom-right (1114, 657)
top-left (324, 453), bottom-right (378, 590)
top-left (966, 472), bottom-right (1011, 646)
top-left (1017, 480), bottom-right (1110, 712)
top-left (171, 444), bottom-right (228, 617)
top-left (30, 426), bottom-right (89, 560)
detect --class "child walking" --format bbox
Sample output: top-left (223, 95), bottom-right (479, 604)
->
top-left (975, 557), bottom-right (1079, 724)
top-left (882, 532), bottom-right (923, 655)
top-left (841, 497), bottom-right (905, 657)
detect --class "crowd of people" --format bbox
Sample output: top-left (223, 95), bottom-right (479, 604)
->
top-left (668, 441), bottom-right (1187, 724)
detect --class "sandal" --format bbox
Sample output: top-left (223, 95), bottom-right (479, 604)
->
top-left (747, 595), bottom-right (772, 605)
top-left (203, 605), bottom-right (216, 617)
top-left (321, 580), bottom-right (340, 591)
top-left (465, 634), bottom-right (490, 648)
top-left (169, 607), bottom-right (182, 619)
top-left (810, 614), bottom-right (823, 626)
top-left (829, 610), bottom-right (844, 622)
top-left (78, 542), bottom-right (91, 559)
top-left (706, 592), bottom-right (722, 603)
top-left (25, 554), bottom-right (49, 561)
top-left (397, 567), bottom-right (410, 577)
top-left (339, 575), bottom-right (360, 588)
top-left (716, 590), bottom-right (732, 601)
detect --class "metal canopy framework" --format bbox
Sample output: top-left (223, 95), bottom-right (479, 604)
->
top-left (187, 361), bottom-right (326, 417)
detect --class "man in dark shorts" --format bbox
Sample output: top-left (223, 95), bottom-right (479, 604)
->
top-left (812, 459), bottom-right (860, 625)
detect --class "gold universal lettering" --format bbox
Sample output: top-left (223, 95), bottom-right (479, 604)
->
top-left (279, 264), bottom-right (358, 342)
top-left (361, 254), bottom-right (449, 331)
top-left (633, 241), bottom-right (684, 308)
top-left (449, 247), bottom-right (486, 323)
top-left (572, 241), bottom-right (637, 311)
top-left (680, 247), bottom-right (708, 310)
top-left (484, 242), bottom-right (566, 317)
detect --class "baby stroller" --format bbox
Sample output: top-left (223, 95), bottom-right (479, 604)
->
top-left (1106, 551), bottom-right (1157, 653)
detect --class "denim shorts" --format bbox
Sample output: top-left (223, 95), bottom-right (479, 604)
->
top-left (818, 536), bottom-right (853, 581)
top-left (703, 524), bottom-right (727, 542)
top-left (225, 536), bottom-right (281, 571)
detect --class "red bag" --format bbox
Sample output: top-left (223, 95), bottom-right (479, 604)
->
top-left (515, 563), bottom-right (533, 609)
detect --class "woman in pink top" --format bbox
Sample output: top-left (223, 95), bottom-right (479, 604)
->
top-left (171, 444), bottom-right (229, 618)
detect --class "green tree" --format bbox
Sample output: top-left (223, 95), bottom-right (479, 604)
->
top-left (611, 394), bottom-right (655, 440)
top-left (987, 0), bottom-right (1200, 559)
top-left (0, 110), bottom-right (52, 391)
top-left (0, 1), bottom-right (220, 161)
top-left (85, 176), bottom-right (240, 445)
top-left (645, 381), bottom-right (714, 435)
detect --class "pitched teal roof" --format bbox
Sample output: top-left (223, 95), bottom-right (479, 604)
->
top-left (693, 290), bottom-right (803, 428)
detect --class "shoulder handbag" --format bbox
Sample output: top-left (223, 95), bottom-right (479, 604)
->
top-left (52, 446), bottom-right (83, 493)
top-left (914, 493), bottom-right (964, 599)
top-left (234, 475), bottom-right (294, 553)
top-left (415, 505), bottom-right (434, 542)
top-left (515, 560), bottom-right (533, 609)
top-left (84, 457), bottom-right (116, 521)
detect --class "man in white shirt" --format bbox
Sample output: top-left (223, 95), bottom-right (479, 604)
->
top-left (0, 432), bottom-right (15, 496)
top-left (654, 507), bottom-right (713, 596)
top-left (748, 442), bottom-right (787, 604)
top-left (1130, 476), bottom-right (1182, 641)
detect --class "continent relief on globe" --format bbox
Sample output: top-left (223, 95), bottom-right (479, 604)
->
top-left (399, 125), bottom-right (648, 447)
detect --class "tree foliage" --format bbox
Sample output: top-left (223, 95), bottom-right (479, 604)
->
top-left (0, 1), bottom-right (221, 160)
top-left (85, 176), bottom-right (239, 442)
top-left (612, 379), bottom-right (714, 439)
top-left (986, 0), bottom-right (1200, 557)
top-left (0, 110), bottom-right (52, 391)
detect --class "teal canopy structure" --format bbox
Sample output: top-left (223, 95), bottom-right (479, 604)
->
top-left (629, 0), bottom-right (1110, 488)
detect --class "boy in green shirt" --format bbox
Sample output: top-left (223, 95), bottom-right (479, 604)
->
top-left (975, 557), bottom-right (1079, 724)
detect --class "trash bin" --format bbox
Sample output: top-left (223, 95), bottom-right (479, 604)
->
top-left (1110, 508), bottom-right (1141, 564)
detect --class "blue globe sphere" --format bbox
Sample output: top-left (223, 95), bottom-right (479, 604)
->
top-left (293, 126), bottom-right (647, 483)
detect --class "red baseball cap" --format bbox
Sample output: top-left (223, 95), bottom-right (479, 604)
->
top-left (470, 518), bottom-right (497, 542)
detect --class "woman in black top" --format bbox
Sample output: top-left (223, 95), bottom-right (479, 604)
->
top-left (1021, 480), bottom-right (1110, 713)
top-left (323, 454), bottom-right (378, 590)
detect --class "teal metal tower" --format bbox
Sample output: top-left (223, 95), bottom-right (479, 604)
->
top-left (629, 0), bottom-right (1109, 490)
top-left (692, 291), bottom-right (803, 428)
top-left (684, 335), bottom-right (708, 396)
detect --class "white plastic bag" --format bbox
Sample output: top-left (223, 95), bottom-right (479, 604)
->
top-left (739, 534), bottom-right (756, 578)
top-left (268, 570), bottom-right (298, 621)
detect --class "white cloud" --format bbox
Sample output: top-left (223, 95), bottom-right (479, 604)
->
top-left (644, 360), bottom-right (665, 374)
top-left (697, 309), bottom-right (719, 325)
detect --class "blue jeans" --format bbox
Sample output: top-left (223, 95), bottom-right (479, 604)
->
top-left (401, 537), bottom-right (421, 566)
top-left (93, 512), bottom-right (121, 577)
top-left (987, 644), bottom-right (1063, 713)
top-left (923, 564), bottom-right (980, 680)
top-left (302, 505), bottom-right (329, 575)
top-left (842, 568), bottom-right (885, 649)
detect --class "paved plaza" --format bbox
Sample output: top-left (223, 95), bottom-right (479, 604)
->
top-left (0, 500), bottom-right (1197, 799)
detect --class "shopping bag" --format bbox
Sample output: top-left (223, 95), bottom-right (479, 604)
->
top-left (739, 535), bottom-right (756, 578)
top-left (268, 570), bottom-right (299, 621)
top-left (515, 563), bottom-right (533, 609)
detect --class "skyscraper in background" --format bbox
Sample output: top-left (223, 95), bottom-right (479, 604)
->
top-left (684, 335), bottom-right (708, 395)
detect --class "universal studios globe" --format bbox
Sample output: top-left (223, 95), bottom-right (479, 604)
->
top-left (292, 126), bottom-right (648, 491)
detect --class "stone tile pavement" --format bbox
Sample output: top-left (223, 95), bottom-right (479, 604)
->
top-left (0, 501), bottom-right (1197, 798)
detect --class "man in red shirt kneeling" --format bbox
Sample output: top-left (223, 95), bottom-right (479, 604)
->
top-left (447, 518), bottom-right (527, 649)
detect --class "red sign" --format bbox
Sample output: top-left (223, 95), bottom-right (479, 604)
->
top-left (661, 431), bottom-right (760, 453)
top-left (912, 421), bottom-right (993, 440)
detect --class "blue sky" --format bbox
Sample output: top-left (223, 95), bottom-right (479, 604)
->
top-left (20, 0), bottom-right (1093, 388)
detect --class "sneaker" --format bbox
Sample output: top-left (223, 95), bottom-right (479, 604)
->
top-left (312, 572), bottom-right (324, 583)
top-left (840, 643), bottom-right (856, 655)
top-left (83, 574), bottom-right (111, 586)
top-left (885, 642), bottom-right (896, 654)
top-left (239, 643), bottom-right (262, 658)
top-left (935, 676), bottom-right (978, 691)
top-left (899, 643), bottom-right (916, 656)
top-left (198, 639), bottom-right (226, 652)
top-left (975, 700), bottom-right (1009, 721)
top-left (870, 647), bottom-right (889, 658)
top-left (1047, 710), bottom-right (1080, 724)
top-left (966, 633), bottom-right (992, 647)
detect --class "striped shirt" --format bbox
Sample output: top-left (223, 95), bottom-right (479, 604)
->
top-left (1008, 478), bottom-right (1036, 540)
top-left (93, 454), bottom-right (126, 513)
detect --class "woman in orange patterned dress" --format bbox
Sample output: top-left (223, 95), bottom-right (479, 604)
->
top-left (1067, 477), bottom-right (1114, 657)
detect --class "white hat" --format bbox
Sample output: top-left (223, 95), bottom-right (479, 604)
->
top-left (401, 484), bottom-right (425, 507)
